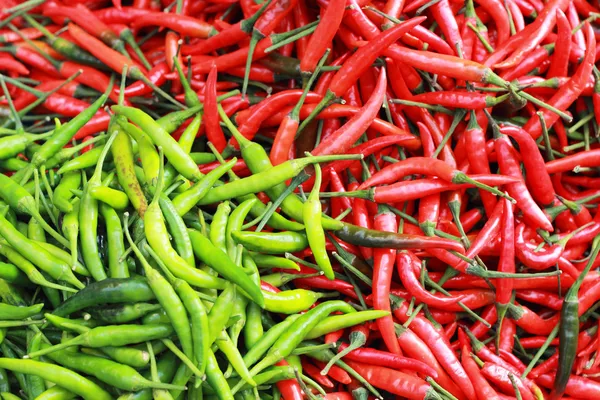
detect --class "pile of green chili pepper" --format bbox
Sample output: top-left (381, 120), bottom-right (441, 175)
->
top-left (3, 0), bottom-right (600, 399)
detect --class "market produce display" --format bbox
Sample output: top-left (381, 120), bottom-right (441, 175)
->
top-left (1, 0), bottom-right (600, 398)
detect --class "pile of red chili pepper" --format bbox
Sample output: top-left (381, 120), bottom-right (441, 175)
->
top-left (1, 0), bottom-right (600, 398)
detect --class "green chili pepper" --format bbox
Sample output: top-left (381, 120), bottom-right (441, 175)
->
top-left (79, 127), bottom-right (119, 281)
top-left (0, 341), bottom-right (27, 395)
top-left (62, 199), bottom-right (80, 268)
top-left (53, 171), bottom-right (81, 214)
top-left (0, 240), bottom-right (75, 293)
top-left (20, 80), bottom-right (113, 185)
top-left (0, 173), bottom-right (69, 247)
top-left (171, 158), bottom-right (238, 217)
top-left (112, 105), bottom-right (203, 182)
top-left (56, 146), bottom-right (109, 175)
top-left (34, 240), bottom-right (89, 277)
top-left (91, 186), bottom-right (130, 211)
top-left (43, 345), bottom-right (186, 392)
top-left (215, 330), bottom-right (256, 386)
top-left (207, 283), bottom-right (237, 343)
top-left (143, 240), bottom-right (210, 376)
top-left (0, 358), bottom-right (112, 400)
top-left (0, 261), bottom-right (30, 287)
top-left (26, 332), bottom-right (46, 398)
top-left (27, 324), bottom-right (174, 359)
top-left (99, 203), bottom-right (129, 279)
top-left (35, 385), bottom-right (77, 400)
top-left (262, 289), bottom-right (325, 314)
top-left (197, 154), bottom-right (360, 206)
top-left (53, 277), bottom-right (155, 317)
top-left (243, 314), bottom-right (301, 368)
top-left (88, 303), bottom-right (161, 324)
top-left (231, 230), bottom-right (308, 254)
top-left (142, 309), bottom-right (171, 325)
top-left (0, 132), bottom-right (52, 161)
top-left (0, 303), bottom-right (42, 319)
top-left (117, 118), bottom-right (160, 192)
top-left (179, 115), bottom-right (202, 154)
top-left (224, 366), bottom-right (296, 394)
top-left (113, 115), bottom-right (149, 217)
top-left (0, 214), bottom-right (83, 289)
top-left (304, 310), bottom-right (390, 339)
top-left (246, 301), bottom-right (356, 379)
top-left (244, 302), bottom-right (263, 349)
top-left (116, 351), bottom-right (179, 400)
top-left (144, 155), bottom-right (226, 291)
top-left (302, 161), bottom-right (334, 279)
top-left (188, 229), bottom-right (264, 306)
top-left (226, 198), bottom-right (258, 258)
top-left (0, 157), bottom-right (28, 172)
top-left (124, 210), bottom-right (194, 361)
top-left (249, 253), bottom-right (299, 271)
top-left (205, 349), bottom-right (234, 400)
top-left (210, 201), bottom-right (231, 251)
top-left (159, 195), bottom-right (195, 266)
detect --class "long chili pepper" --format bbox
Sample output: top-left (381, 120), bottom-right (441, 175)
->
top-left (523, 23), bottom-right (596, 138)
top-left (359, 156), bottom-right (513, 200)
top-left (371, 205), bottom-right (400, 355)
top-left (204, 65), bottom-right (227, 153)
top-left (79, 123), bottom-right (119, 281)
top-left (271, 51), bottom-right (328, 166)
top-left (298, 15), bottom-right (426, 131)
top-left (299, 0), bottom-right (344, 75)
top-left (397, 252), bottom-right (464, 307)
top-left (303, 161), bottom-right (334, 279)
top-left (496, 197), bottom-right (514, 351)
top-left (500, 124), bottom-right (555, 206)
top-left (493, 134), bottom-right (553, 232)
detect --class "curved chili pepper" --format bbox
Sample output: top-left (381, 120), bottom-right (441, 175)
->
top-left (523, 23), bottom-right (596, 138)
top-left (313, 68), bottom-right (387, 157)
top-left (397, 251), bottom-right (464, 308)
top-left (461, 344), bottom-right (503, 400)
top-left (500, 124), bottom-right (555, 206)
top-left (494, 135), bottom-right (553, 231)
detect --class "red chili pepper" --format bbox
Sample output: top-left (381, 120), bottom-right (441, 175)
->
top-left (496, 196), bottom-right (514, 335)
top-left (547, 9), bottom-right (571, 78)
top-left (481, 362), bottom-right (535, 400)
top-left (203, 66), bottom-right (227, 153)
top-left (500, 124), bottom-right (555, 206)
top-left (393, 301), bottom-right (476, 399)
top-left (299, 0), bottom-right (344, 74)
top-left (430, 0), bottom-right (463, 55)
top-left (119, 62), bottom-right (169, 97)
top-left (494, 135), bottom-right (553, 232)
top-left (311, 360), bottom-right (352, 384)
top-left (537, 373), bottom-right (600, 398)
top-left (131, 11), bottom-right (212, 37)
top-left (461, 344), bottom-right (503, 400)
top-left (68, 23), bottom-right (146, 75)
top-left (263, 103), bottom-right (420, 145)
top-left (313, 68), bottom-right (387, 156)
top-left (371, 207), bottom-right (400, 355)
top-left (301, 359), bottom-right (335, 388)
top-left (275, 360), bottom-right (303, 400)
top-left (397, 251), bottom-right (464, 308)
top-left (344, 360), bottom-right (436, 400)
top-left (44, 2), bottom-right (122, 48)
top-left (336, 343), bottom-right (438, 378)
top-left (523, 23), bottom-right (596, 138)
top-left (368, 174), bottom-right (518, 204)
